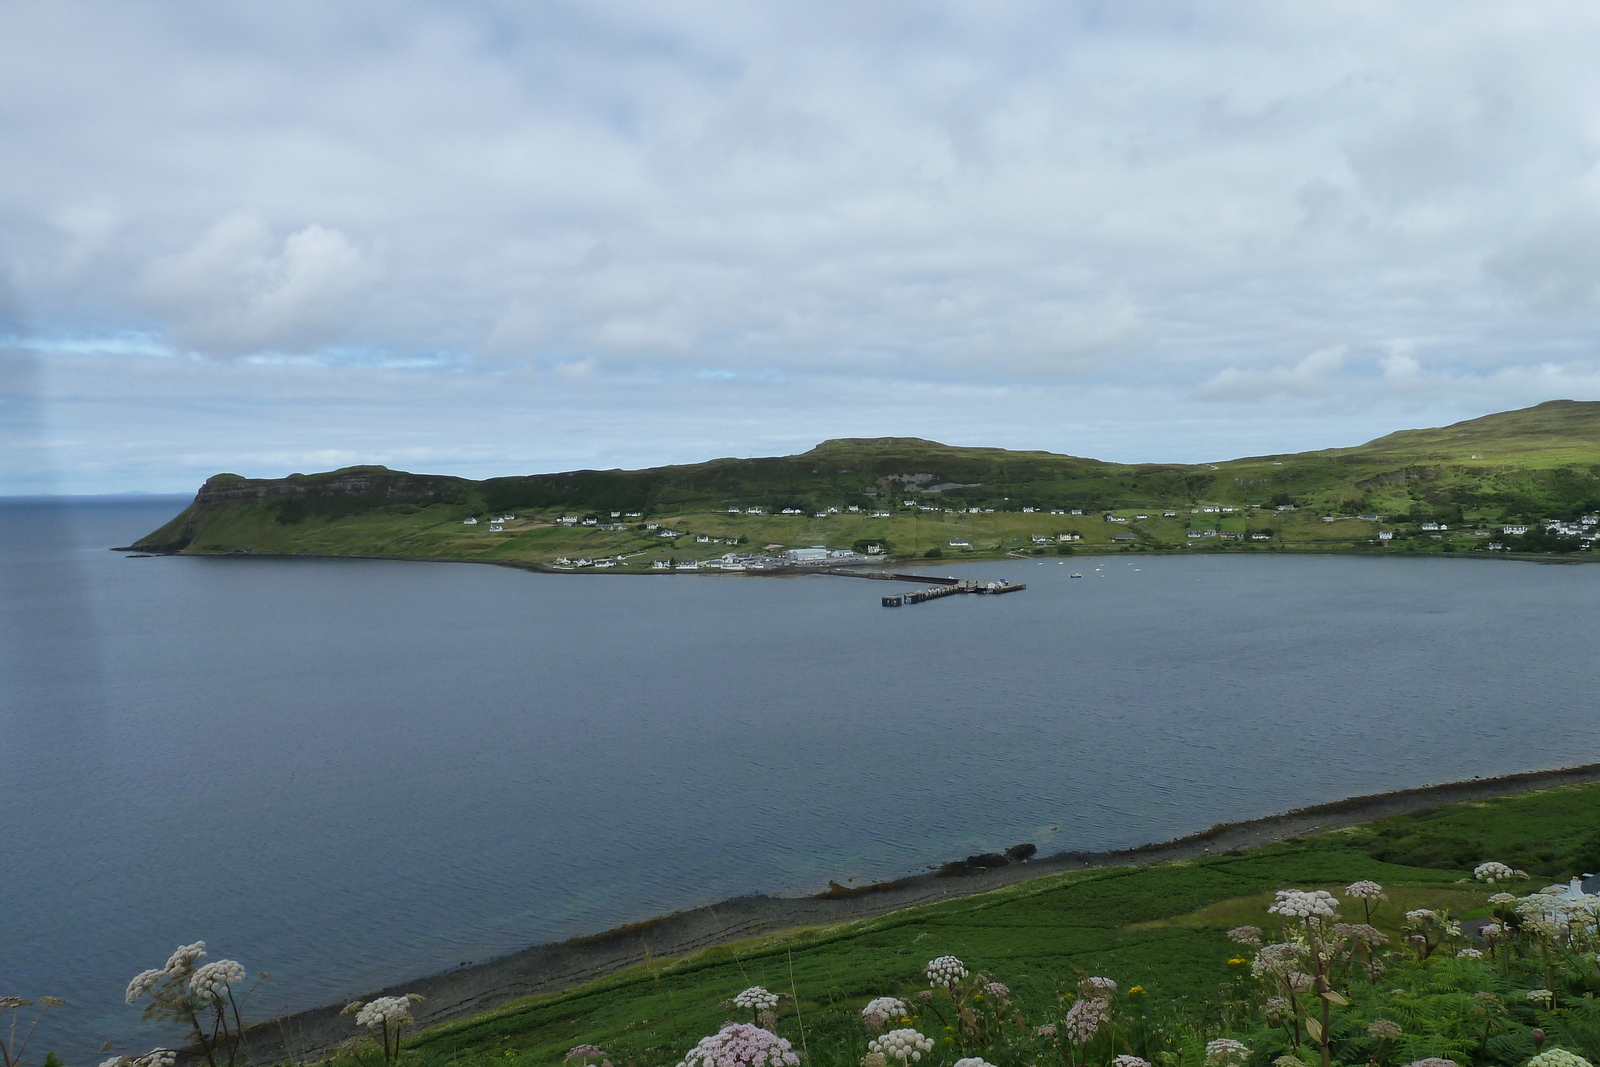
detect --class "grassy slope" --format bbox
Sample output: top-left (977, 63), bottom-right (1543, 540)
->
top-left (133, 401), bottom-right (1600, 562)
top-left (393, 781), bottom-right (1600, 1067)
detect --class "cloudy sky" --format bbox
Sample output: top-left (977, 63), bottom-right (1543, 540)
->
top-left (5, 1), bottom-right (1600, 494)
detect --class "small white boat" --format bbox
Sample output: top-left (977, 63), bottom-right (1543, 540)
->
top-left (1070, 572), bottom-right (1083, 578)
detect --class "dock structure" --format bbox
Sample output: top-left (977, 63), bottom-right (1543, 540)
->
top-left (882, 578), bottom-right (1025, 606)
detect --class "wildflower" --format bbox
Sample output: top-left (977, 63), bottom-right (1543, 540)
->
top-left (1345, 880), bottom-right (1387, 901)
top-left (678, 1025), bottom-right (800, 1067)
top-left (1226, 926), bottom-right (1263, 946)
top-left (924, 956), bottom-right (967, 988)
top-left (916, 990), bottom-right (933, 1003)
top-left (1112, 1058), bottom-right (1152, 1067)
top-left (1488, 892), bottom-right (1518, 905)
top-left (1528, 989), bottom-right (1555, 1007)
top-left (1404, 909), bottom-right (1437, 924)
top-left (866, 1029), bottom-right (933, 1065)
top-left (1474, 861), bottom-right (1516, 884)
top-left (1403, 1060), bottom-right (1458, 1067)
top-left (125, 970), bottom-right (164, 1005)
top-left (1528, 1051), bottom-right (1594, 1067)
top-left (861, 997), bottom-right (909, 1023)
top-left (1251, 943), bottom-right (1304, 978)
top-left (1034, 1023), bottom-right (1057, 1037)
top-left (1286, 972), bottom-right (1314, 995)
top-left (355, 996), bottom-right (415, 1030)
top-left (733, 987), bottom-right (781, 1012)
top-left (1227, 957), bottom-right (1248, 966)
top-left (1078, 976), bottom-right (1116, 1000)
top-left (1127, 985), bottom-right (1145, 995)
top-left (1204, 1038), bottom-right (1251, 1066)
top-left (1332, 922), bottom-right (1388, 944)
top-left (860, 1055), bottom-right (887, 1067)
top-left (1473, 992), bottom-right (1499, 1005)
top-left (163, 942), bottom-right (207, 977)
top-left (1062, 996), bottom-right (1108, 1044)
top-left (983, 981), bottom-right (1009, 1001)
top-left (190, 960), bottom-right (246, 998)
top-left (1262, 997), bottom-right (1291, 1023)
top-left (565, 1046), bottom-right (606, 1064)
top-left (952, 1059), bottom-right (996, 1067)
top-left (1268, 889), bottom-right (1339, 920)
top-left (1456, 948), bottom-right (1484, 959)
top-left (1482, 922), bottom-right (1505, 941)
top-left (1368, 1020), bottom-right (1402, 1040)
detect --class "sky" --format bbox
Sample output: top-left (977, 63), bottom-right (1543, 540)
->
top-left (5, 1), bottom-right (1600, 494)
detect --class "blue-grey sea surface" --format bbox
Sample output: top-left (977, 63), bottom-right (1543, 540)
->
top-left (3, 497), bottom-right (1597, 1061)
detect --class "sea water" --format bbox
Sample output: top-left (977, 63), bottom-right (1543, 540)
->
top-left (4, 497), bottom-right (1598, 1061)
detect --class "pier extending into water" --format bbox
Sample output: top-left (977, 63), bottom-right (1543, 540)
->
top-left (881, 578), bottom-right (1025, 606)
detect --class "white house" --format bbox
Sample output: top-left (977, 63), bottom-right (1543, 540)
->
top-left (675, 560), bottom-right (699, 570)
top-left (865, 544), bottom-right (883, 554)
top-left (949, 539), bottom-right (971, 547)
top-left (489, 524), bottom-right (503, 532)
top-left (1051, 508), bottom-right (1066, 515)
top-left (847, 505), bottom-right (861, 513)
top-left (1163, 510), bottom-right (1177, 517)
top-left (1502, 525), bottom-right (1529, 535)
top-left (873, 510), bottom-right (891, 517)
top-left (1022, 507), bottom-right (1035, 513)
top-left (728, 507), bottom-right (741, 514)
top-left (1031, 534), bottom-right (1050, 543)
top-left (462, 517), bottom-right (478, 525)
top-left (784, 547), bottom-right (829, 564)
top-left (1250, 532), bottom-right (1271, 540)
top-left (652, 560), bottom-right (670, 569)
top-left (1070, 509), bottom-right (1083, 515)
top-left (746, 507), bottom-right (764, 515)
top-left (696, 535), bottom-right (711, 543)
top-left (1058, 533), bottom-right (1080, 541)
top-left (1378, 531), bottom-right (1394, 541)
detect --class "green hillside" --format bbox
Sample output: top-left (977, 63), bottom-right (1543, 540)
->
top-left (129, 401), bottom-right (1600, 564)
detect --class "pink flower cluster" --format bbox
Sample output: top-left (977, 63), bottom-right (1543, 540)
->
top-left (676, 1024), bottom-right (799, 1067)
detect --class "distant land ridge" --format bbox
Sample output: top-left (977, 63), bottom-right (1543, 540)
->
top-left (131, 400), bottom-right (1600, 564)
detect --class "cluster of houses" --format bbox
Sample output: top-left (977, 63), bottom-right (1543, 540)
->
top-left (1484, 516), bottom-right (1600, 551)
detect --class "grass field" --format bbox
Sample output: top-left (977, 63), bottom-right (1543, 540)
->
top-left (320, 780), bottom-right (1600, 1067)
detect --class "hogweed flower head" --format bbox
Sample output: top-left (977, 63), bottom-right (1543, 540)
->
top-left (1528, 989), bottom-right (1555, 1007)
top-left (678, 1024), bottom-right (799, 1067)
top-left (125, 971), bottom-right (164, 1005)
top-left (1078, 976), bottom-right (1116, 1000)
top-left (1034, 1023), bottom-right (1056, 1037)
top-left (733, 987), bottom-right (780, 1012)
top-left (1111, 1058), bottom-right (1151, 1067)
top-left (1204, 1038), bottom-right (1251, 1066)
top-left (1345, 880), bottom-right (1387, 901)
top-left (355, 996), bottom-right (415, 1030)
top-left (1368, 1020), bottom-right (1402, 1041)
top-left (1488, 892), bottom-right (1518, 906)
top-left (1332, 922), bottom-right (1387, 944)
top-left (1226, 925), bottom-right (1262, 946)
top-left (566, 1046), bottom-right (606, 1063)
top-left (190, 960), bottom-right (246, 998)
top-left (982, 981), bottom-right (1009, 1001)
top-left (1286, 972), bottom-right (1314, 995)
top-left (924, 956), bottom-right (966, 988)
top-left (1063, 996), bottom-right (1108, 1044)
top-left (952, 1059), bottom-right (996, 1067)
top-left (1457, 947), bottom-right (1484, 959)
top-left (866, 1029), bottom-right (933, 1065)
top-left (1403, 1060), bottom-right (1458, 1067)
top-left (1404, 909), bottom-right (1438, 926)
top-left (861, 997), bottom-right (909, 1023)
top-left (1528, 1051), bottom-right (1594, 1067)
top-left (163, 942), bottom-right (207, 978)
top-left (1262, 997), bottom-right (1292, 1023)
top-left (1269, 889), bottom-right (1339, 920)
top-left (1475, 861), bottom-right (1516, 884)
top-left (860, 1055), bottom-right (887, 1067)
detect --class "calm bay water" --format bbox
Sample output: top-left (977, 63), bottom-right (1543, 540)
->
top-left (4, 497), bottom-right (1599, 1061)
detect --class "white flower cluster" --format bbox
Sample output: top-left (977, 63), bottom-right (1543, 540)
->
top-left (982, 981), bottom-right (1009, 1001)
top-left (1474, 861), bottom-right (1515, 883)
top-left (191, 960), bottom-right (246, 998)
top-left (1268, 889), bottom-right (1338, 920)
top-left (1401, 1060), bottom-right (1457, 1067)
top-left (1368, 1020), bottom-right (1402, 1040)
top-left (356, 996), bottom-right (415, 1030)
top-left (1111, 1057), bottom-right (1152, 1067)
top-left (102, 1050), bottom-right (178, 1067)
top-left (1204, 1038), bottom-right (1251, 1066)
top-left (1251, 943), bottom-right (1304, 978)
top-left (1078, 976), bottom-right (1116, 1000)
top-left (1527, 988), bottom-right (1555, 1006)
top-left (125, 969), bottom-right (164, 1005)
top-left (1457, 947), bottom-right (1484, 959)
top-left (733, 987), bottom-right (780, 1012)
top-left (164, 942), bottom-right (207, 977)
top-left (1528, 1050), bottom-right (1595, 1067)
top-left (1344, 880), bottom-right (1387, 901)
top-left (1404, 909), bottom-right (1438, 925)
top-left (1487, 892), bottom-right (1518, 906)
top-left (1226, 926), bottom-right (1262, 946)
top-left (952, 1058), bottom-right (996, 1067)
top-left (924, 956), bottom-right (966, 988)
top-left (861, 998), bottom-right (909, 1021)
top-left (868, 1029), bottom-right (934, 1063)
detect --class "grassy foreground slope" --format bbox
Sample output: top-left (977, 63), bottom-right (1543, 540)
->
top-left (347, 780), bottom-right (1600, 1067)
top-left (131, 401), bottom-right (1600, 564)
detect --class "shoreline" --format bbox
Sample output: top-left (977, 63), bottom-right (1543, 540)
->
top-left (247, 759), bottom-right (1600, 1064)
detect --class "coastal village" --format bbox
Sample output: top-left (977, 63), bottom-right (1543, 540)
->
top-left (447, 499), bottom-right (1600, 571)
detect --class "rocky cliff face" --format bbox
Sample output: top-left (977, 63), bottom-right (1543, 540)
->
top-left (133, 466), bottom-right (476, 551)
